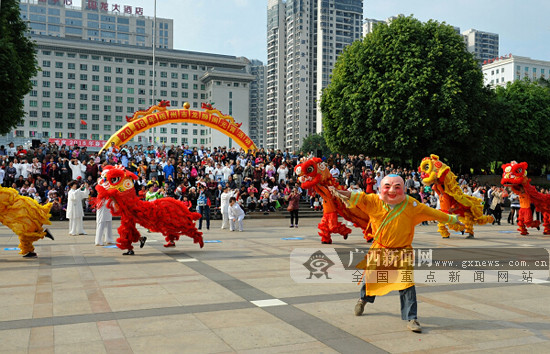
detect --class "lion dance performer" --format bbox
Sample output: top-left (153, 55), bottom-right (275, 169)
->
top-left (95, 165), bottom-right (204, 255)
top-left (330, 175), bottom-right (463, 333)
top-left (501, 161), bottom-right (548, 235)
top-left (0, 186), bottom-right (54, 258)
top-left (294, 157), bottom-right (372, 244)
top-left (418, 154), bottom-right (493, 238)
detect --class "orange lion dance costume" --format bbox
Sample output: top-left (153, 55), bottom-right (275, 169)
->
top-left (501, 161), bottom-right (548, 235)
top-left (95, 165), bottom-right (204, 255)
top-left (419, 154), bottom-right (493, 238)
top-left (0, 186), bottom-right (54, 258)
top-left (294, 157), bottom-right (372, 244)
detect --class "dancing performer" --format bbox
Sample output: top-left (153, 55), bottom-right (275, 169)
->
top-left (330, 175), bottom-right (462, 333)
top-left (95, 165), bottom-right (203, 255)
top-left (0, 186), bottom-right (54, 258)
top-left (67, 181), bottom-right (90, 236)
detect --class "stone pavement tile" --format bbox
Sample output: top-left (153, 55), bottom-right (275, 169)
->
top-left (52, 288), bottom-right (89, 303)
top-left (367, 330), bottom-right (463, 353)
top-left (53, 340), bottom-right (107, 354)
top-left (126, 330), bottom-right (233, 354)
top-left (452, 284), bottom-right (548, 301)
top-left (29, 325), bottom-right (54, 348)
top-left (477, 341), bottom-right (550, 353)
top-left (212, 322), bottom-right (316, 351)
top-left (0, 328), bottom-right (31, 351)
top-left (469, 334), bottom-right (547, 351)
top-left (295, 297), bottom-right (408, 338)
top-left (238, 340), bottom-right (339, 354)
top-left (504, 296), bottom-right (550, 316)
top-left (430, 321), bottom-right (533, 345)
top-left (103, 338), bottom-right (133, 353)
top-left (32, 303), bottom-right (53, 318)
top-left (52, 300), bottom-right (93, 317)
top-left (170, 282), bottom-right (247, 306)
top-left (195, 308), bottom-right (280, 329)
top-left (458, 302), bottom-right (530, 321)
top-left (118, 314), bottom-right (208, 338)
top-left (0, 304), bottom-right (34, 321)
top-left (1, 288), bottom-right (36, 305)
top-left (96, 320), bottom-right (125, 340)
top-left (105, 295), bottom-right (182, 312)
top-left (29, 347), bottom-right (54, 354)
top-left (53, 322), bottom-right (101, 345)
top-left (242, 276), bottom-right (358, 299)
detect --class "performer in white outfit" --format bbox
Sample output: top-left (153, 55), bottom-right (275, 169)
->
top-left (220, 186), bottom-right (237, 229)
top-left (67, 181), bottom-right (89, 235)
top-left (95, 198), bottom-right (114, 246)
top-left (228, 197), bottom-right (245, 232)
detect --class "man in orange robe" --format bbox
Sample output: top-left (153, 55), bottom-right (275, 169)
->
top-left (331, 174), bottom-right (462, 333)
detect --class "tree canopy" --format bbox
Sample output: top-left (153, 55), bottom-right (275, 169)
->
top-left (320, 15), bottom-right (494, 169)
top-left (0, 0), bottom-right (38, 135)
top-left (301, 132), bottom-right (333, 157)
top-left (493, 79), bottom-right (550, 170)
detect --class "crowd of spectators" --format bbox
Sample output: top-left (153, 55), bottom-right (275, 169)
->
top-left (1, 141), bottom-right (548, 226)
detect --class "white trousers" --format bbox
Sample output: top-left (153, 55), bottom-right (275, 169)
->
top-left (69, 217), bottom-right (85, 235)
top-left (230, 215), bottom-right (245, 231)
top-left (95, 221), bottom-right (114, 245)
top-left (221, 212), bottom-right (230, 229)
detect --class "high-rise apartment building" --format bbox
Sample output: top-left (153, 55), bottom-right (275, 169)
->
top-left (19, 0), bottom-right (173, 48)
top-left (266, 0), bottom-right (363, 151)
top-left (462, 29), bottom-right (499, 66)
top-left (247, 59), bottom-right (267, 148)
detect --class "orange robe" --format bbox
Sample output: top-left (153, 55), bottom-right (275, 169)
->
top-left (349, 192), bottom-right (458, 296)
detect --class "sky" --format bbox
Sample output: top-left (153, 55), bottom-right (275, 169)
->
top-left (121, 0), bottom-right (550, 63)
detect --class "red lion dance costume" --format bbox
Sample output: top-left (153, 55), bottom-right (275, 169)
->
top-left (95, 165), bottom-right (204, 255)
top-left (501, 161), bottom-right (548, 235)
top-left (294, 157), bottom-right (372, 244)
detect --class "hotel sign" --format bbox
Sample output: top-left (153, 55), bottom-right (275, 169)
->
top-left (35, 0), bottom-right (145, 16)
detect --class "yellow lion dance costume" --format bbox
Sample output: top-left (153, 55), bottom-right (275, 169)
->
top-left (0, 186), bottom-right (54, 258)
top-left (418, 155), bottom-right (493, 238)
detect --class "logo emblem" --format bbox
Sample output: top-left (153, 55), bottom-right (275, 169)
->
top-left (303, 250), bottom-right (335, 279)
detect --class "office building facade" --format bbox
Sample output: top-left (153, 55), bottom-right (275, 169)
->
top-left (267, 0), bottom-right (363, 151)
top-left (19, 0), bottom-right (173, 48)
top-left (12, 34), bottom-right (254, 149)
top-left (462, 28), bottom-right (499, 66)
top-left (482, 55), bottom-right (550, 87)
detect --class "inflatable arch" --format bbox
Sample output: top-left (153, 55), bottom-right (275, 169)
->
top-left (100, 101), bottom-right (258, 153)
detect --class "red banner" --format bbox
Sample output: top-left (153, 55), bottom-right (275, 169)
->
top-left (48, 138), bottom-right (107, 149)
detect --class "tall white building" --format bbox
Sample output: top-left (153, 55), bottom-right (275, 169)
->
top-left (482, 55), bottom-right (550, 87)
top-left (462, 29), bottom-right (499, 66)
top-left (11, 34), bottom-right (254, 149)
top-left (267, 0), bottom-right (363, 151)
top-left (247, 59), bottom-right (267, 148)
top-left (19, 0), bottom-right (173, 48)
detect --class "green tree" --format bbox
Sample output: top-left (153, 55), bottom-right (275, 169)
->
top-left (301, 132), bottom-right (333, 157)
top-left (493, 79), bottom-right (550, 171)
top-left (0, 0), bottom-right (38, 135)
top-left (320, 15), bottom-right (495, 170)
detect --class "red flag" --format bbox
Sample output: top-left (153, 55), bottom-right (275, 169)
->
top-left (80, 120), bottom-right (87, 125)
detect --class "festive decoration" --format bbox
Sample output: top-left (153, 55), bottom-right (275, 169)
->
top-left (0, 186), bottom-right (53, 257)
top-left (501, 161), bottom-right (549, 235)
top-left (94, 165), bottom-right (203, 254)
top-left (294, 157), bottom-right (372, 244)
top-left (419, 154), bottom-right (493, 238)
top-left (100, 101), bottom-right (256, 154)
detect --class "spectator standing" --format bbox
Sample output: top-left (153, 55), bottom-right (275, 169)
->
top-left (287, 187), bottom-right (301, 228)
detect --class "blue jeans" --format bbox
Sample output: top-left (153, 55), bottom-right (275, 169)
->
top-left (197, 205), bottom-right (210, 230)
top-left (360, 284), bottom-right (417, 320)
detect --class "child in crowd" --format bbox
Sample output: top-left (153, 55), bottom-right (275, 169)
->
top-left (313, 197), bottom-right (322, 211)
top-left (228, 196), bottom-right (245, 232)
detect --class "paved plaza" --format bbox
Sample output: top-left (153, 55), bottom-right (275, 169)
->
top-left (1, 216), bottom-right (550, 353)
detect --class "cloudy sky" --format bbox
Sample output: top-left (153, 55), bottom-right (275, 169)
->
top-left (119, 0), bottom-right (550, 63)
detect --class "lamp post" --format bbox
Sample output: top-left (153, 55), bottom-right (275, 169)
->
top-left (150, 0), bottom-right (157, 145)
